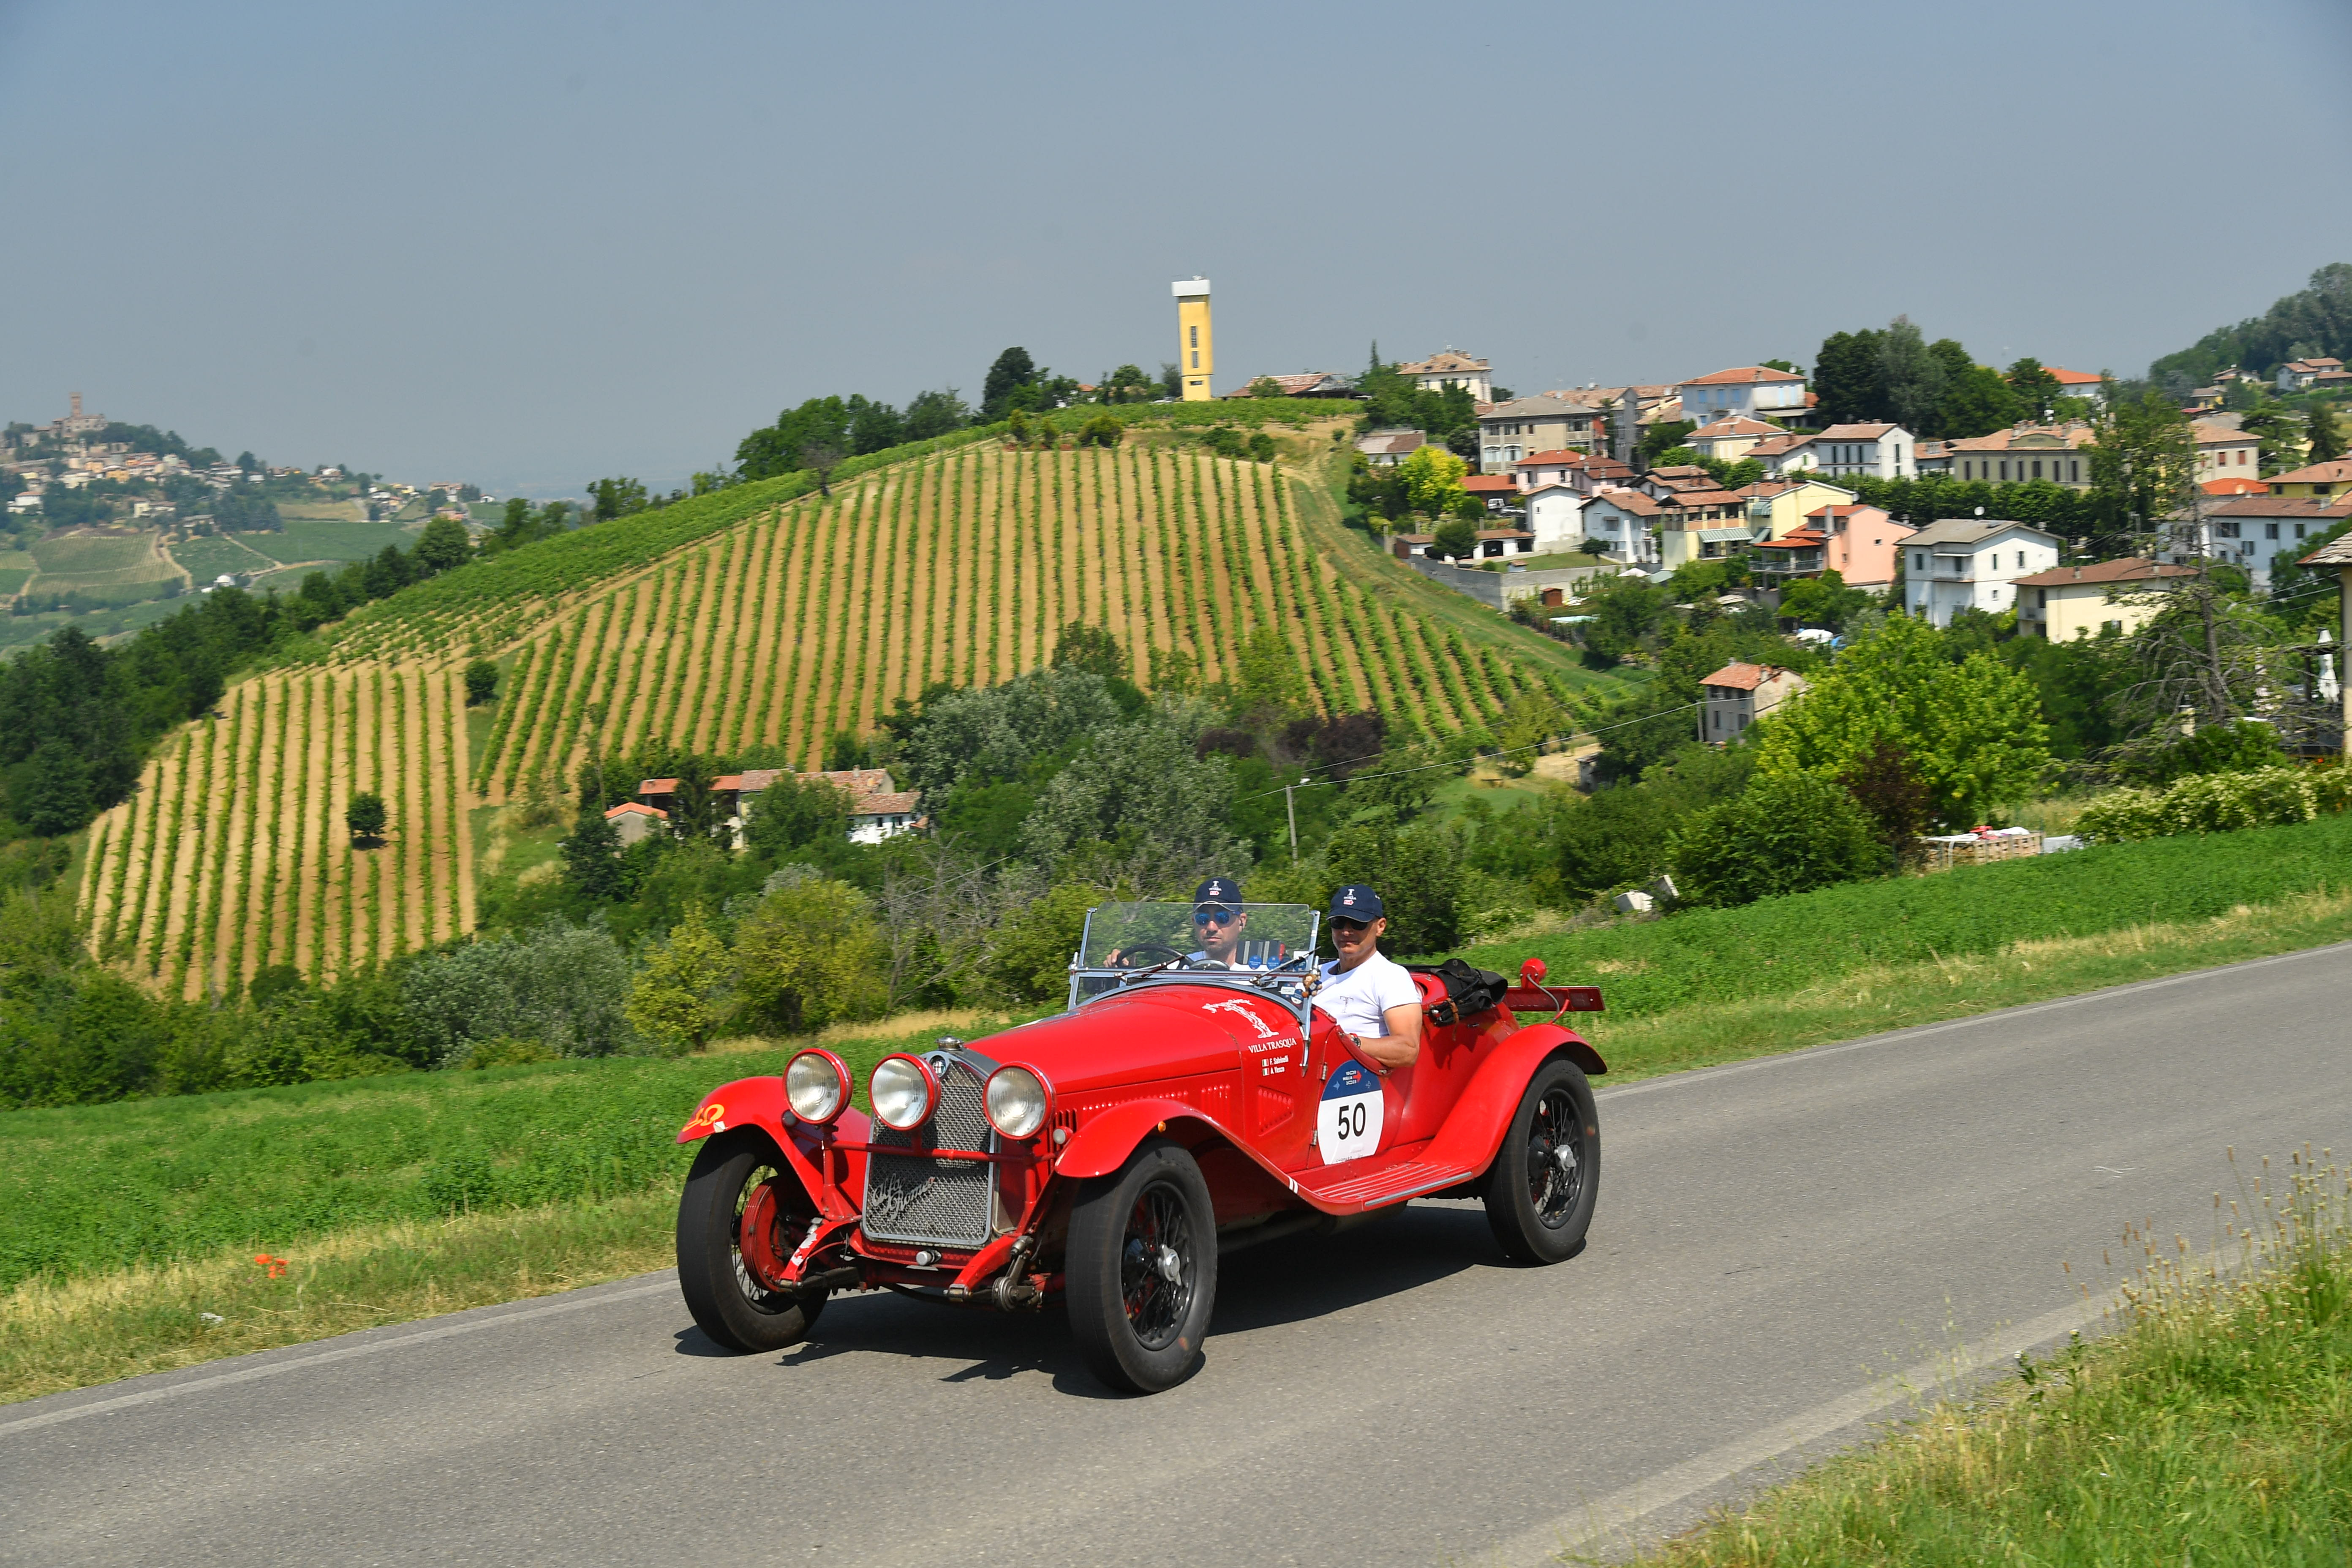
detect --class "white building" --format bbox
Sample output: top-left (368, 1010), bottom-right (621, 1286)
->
top-left (1524, 485), bottom-right (1591, 552)
top-left (2193, 496), bottom-right (2352, 587)
top-left (1808, 423), bottom-right (1916, 480)
top-left (1396, 350), bottom-right (1492, 404)
top-left (1900, 518), bottom-right (2063, 626)
top-left (1697, 663), bottom-right (1808, 743)
top-left (1576, 488), bottom-right (1663, 566)
top-left (1676, 365), bottom-right (1810, 423)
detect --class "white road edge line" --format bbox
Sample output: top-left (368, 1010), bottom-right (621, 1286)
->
top-left (1483, 1292), bottom-right (2116, 1567)
top-left (1592, 939), bottom-right (2351, 1104)
top-left (0, 1276), bottom-right (679, 1438)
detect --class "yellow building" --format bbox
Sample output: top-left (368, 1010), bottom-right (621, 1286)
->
top-left (2265, 459), bottom-right (2352, 498)
top-left (1173, 278), bottom-right (1213, 400)
top-left (2014, 558), bottom-right (2197, 640)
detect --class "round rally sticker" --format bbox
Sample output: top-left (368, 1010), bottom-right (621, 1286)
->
top-left (1318, 1061), bottom-right (1384, 1166)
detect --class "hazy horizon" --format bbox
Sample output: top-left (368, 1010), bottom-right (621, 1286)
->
top-left (4, 0), bottom-right (2349, 497)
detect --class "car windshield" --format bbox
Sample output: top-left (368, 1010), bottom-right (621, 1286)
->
top-left (1075, 901), bottom-right (1320, 974)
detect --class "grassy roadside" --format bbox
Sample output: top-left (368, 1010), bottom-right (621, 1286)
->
top-left (1622, 1159), bottom-right (2352, 1565)
top-left (8, 815), bottom-right (2352, 1405)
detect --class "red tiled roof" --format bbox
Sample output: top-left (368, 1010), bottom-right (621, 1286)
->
top-left (1688, 415), bottom-right (1782, 438)
top-left (1816, 422), bottom-right (1900, 440)
top-left (2200, 476), bottom-right (2267, 495)
top-left (2045, 366), bottom-right (2103, 386)
top-left (639, 777), bottom-right (678, 795)
top-left (2012, 557), bottom-right (2199, 588)
top-left (1682, 366), bottom-right (1805, 386)
top-left (1700, 662), bottom-right (1794, 690)
top-left (2268, 460), bottom-right (2352, 486)
top-left (1462, 474), bottom-right (1517, 492)
top-left (605, 802), bottom-right (668, 819)
top-left (1510, 448), bottom-right (1589, 468)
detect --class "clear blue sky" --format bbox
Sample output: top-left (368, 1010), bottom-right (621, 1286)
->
top-left (3, 0), bottom-right (2348, 496)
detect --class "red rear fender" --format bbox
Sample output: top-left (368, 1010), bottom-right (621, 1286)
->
top-left (1419, 1024), bottom-right (1605, 1176)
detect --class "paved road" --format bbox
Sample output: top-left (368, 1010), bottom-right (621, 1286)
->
top-left (7, 946), bottom-right (2347, 1568)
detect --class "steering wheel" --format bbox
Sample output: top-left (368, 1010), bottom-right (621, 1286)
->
top-left (1112, 944), bottom-right (1188, 970)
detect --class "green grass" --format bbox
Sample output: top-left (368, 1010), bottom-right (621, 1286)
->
top-left (28, 534), bottom-right (153, 575)
top-left (240, 517), bottom-right (418, 566)
top-left (168, 534), bottom-right (277, 583)
top-left (1471, 812), bottom-right (2352, 1032)
top-left (0, 570), bottom-right (29, 596)
top-left (0, 594), bottom-right (193, 652)
top-left (1635, 1160), bottom-right (2352, 1566)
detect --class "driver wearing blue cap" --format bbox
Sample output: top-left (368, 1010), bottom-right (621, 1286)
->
top-left (1312, 885), bottom-right (1422, 1075)
top-left (1186, 877), bottom-right (1250, 968)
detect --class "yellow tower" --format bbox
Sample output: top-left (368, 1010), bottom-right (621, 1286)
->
top-left (1173, 278), bottom-right (1213, 400)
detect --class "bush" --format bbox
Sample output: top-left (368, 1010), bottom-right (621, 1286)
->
top-left (1672, 773), bottom-right (1886, 907)
top-left (400, 918), bottom-right (636, 1064)
top-left (463, 658), bottom-right (499, 705)
top-left (1077, 415), bottom-right (1122, 449)
top-left (732, 877), bottom-right (888, 1034)
top-left (2078, 766), bottom-right (2320, 844)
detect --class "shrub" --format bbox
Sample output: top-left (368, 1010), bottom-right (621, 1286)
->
top-left (463, 658), bottom-right (498, 705)
top-left (1077, 415), bottom-right (1122, 449)
top-left (1672, 772), bottom-right (1886, 908)
top-left (401, 918), bottom-right (636, 1063)
top-left (2078, 766), bottom-right (2318, 843)
top-left (624, 903), bottom-right (736, 1054)
top-left (345, 790), bottom-right (387, 843)
top-left (732, 878), bottom-right (888, 1034)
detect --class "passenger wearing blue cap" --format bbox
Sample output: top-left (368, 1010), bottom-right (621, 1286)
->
top-left (1186, 876), bottom-right (1250, 968)
top-left (1312, 885), bottom-right (1421, 1074)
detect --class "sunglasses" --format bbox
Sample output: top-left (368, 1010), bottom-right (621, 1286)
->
top-left (1329, 918), bottom-right (1370, 935)
top-left (1193, 908), bottom-right (1238, 927)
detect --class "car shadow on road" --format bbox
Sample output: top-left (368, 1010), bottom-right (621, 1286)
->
top-left (675, 1199), bottom-right (1511, 1395)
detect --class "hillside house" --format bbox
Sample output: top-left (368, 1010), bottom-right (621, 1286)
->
top-left (1678, 366), bottom-right (1811, 423)
top-left (2191, 419), bottom-right (2260, 484)
top-left (1685, 415), bottom-right (1783, 463)
top-left (1478, 393), bottom-right (1617, 471)
top-left (1222, 371), bottom-right (1353, 398)
top-left (1747, 432), bottom-right (1818, 478)
top-left (1732, 478), bottom-right (1860, 541)
top-left (1357, 429), bottom-right (1427, 468)
top-left (1523, 486), bottom-right (1590, 552)
top-left (1474, 527), bottom-right (1536, 557)
top-left (1510, 449), bottom-right (1593, 492)
top-left (1900, 518), bottom-right (2062, 626)
top-left (1809, 423), bottom-right (1916, 480)
top-left (2265, 460), bottom-right (2352, 498)
top-left (638, 766), bottom-right (924, 845)
top-left (1577, 488), bottom-right (1663, 565)
top-left (1767, 503), bottom-right (1912, 589)
top-left (2192, 495), bottom-right (2352, 586)
top-left (1699, 662), bottom-right (1807, 743)
top-left (2045, 367), bottom-right (2107, 406)
top-left (2013, 558), bottom-right (2198, 640)
top-left (603, 801), bottom-right (668, 847)
top-left (1462, 474), bottom-right (1520, 515)
top-left (2277, 357), bottom-right (2347, 391)
top-left (1398, 350), bottom-right (1493, 403)
top-left (1914, 439), bottom-right (1955, 476)
top-left (1946, 423), bottom-right (2096, 487)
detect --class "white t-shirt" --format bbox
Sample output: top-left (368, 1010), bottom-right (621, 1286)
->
top-left (1312, 950), bottom-right (1421, 1039)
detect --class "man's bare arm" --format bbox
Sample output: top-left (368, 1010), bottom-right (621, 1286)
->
top-left (1351, 1002), bottom-right (1424, 1070)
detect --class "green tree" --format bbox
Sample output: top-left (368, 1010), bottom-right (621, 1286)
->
top-left (1671, 772), bottom-right (1885, 907)
top-left (667, 754), bottom-right (721, 844)
top-left (1777, 569), bottom-right (1871, 632)
top-left (1077, 414), bottom-right (1122, 448)
top-left (2307, 401), bottom-right (2345, 464)
top-left (1431, 516), bottom-right (1478, 559)
top-left (1228, 625), bottom-right (1309, 723)
top-left (1052, 621), bottom-right (1127, 681)
top-left (1753, 613), bottom-right (2049, 827)
top-left (2088, 386), bottom-right (2198, 547)
top-left (903, 387), bottom-right (970, 439)
top-left (1102, 365), bottom-right (1155, 404)
top-left (561, 805), bottom-right (623, 901)
top-left (2006, 358), bottom-right (2065, 421)
top-left (734, 878), bottom-right (887, 1034)
top-left (1938, 357), bottom-right (2024, 438)
top-left (1247, 431), bottom-right (1277, 463)
top-left (1581, 574), bottom-right (1669, 665)
top-left (463, 659), bottom-right (499, 705)
top-left (984, 881), bottom-right (1101, 1002)
top-left (413, 515), bottom-right (472, 572)
top-left (741, 775), bottom-right (852, 859)
top-left (1880, 317), bottom-right (1947, 437)
top-left (800, 441), bottom-right (844, 499)
top-left (1638, 421), bottom-right (1696, 466)
top-left (1813, 329), bottom-right (1887, 425)
top-left (17, 740), bottom-right (94, 836)
top-left (1397, 443), bottom-right (1470, 516)
top-left (624, 904), bottom-right (735, 1054)
top-left (346, 790), bottom-right (387, 843)
top-left (1247, 376), bottom-right (1285, 397)
top-left (981, 347), bottom-right (1041, 419)
top-left (587, 476), bottom-right (649, 521)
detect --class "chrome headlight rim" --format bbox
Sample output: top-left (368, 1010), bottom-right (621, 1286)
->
top-left (868, 1054), bottom-right (939, 1132)
top-left (784, 1048), bottom-right (849, 1124)
top-left (984, 1064), bottom-right (1052, 1140)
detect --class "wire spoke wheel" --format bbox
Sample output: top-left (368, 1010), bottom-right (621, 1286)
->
top-left (1524, 1086), bottom-right (1587, 1228)
top-left (677, 1131), bottom-right (828, 1353)
top-left (731, 1162), bottom-right (792, 1308)
top-left (1068, 1139), bottom-right (1218, 1393)
top-left (1483, 1059), bottom-right (1600, 1265)
top-left (1118, 1181), bottom-right (1198, 1352)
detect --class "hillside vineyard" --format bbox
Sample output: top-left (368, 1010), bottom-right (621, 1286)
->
top-left (80, 444), bottom-right (1581, 996)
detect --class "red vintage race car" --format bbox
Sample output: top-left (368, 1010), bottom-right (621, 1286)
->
top-left (672, 901), bottom-right (1604, 1394)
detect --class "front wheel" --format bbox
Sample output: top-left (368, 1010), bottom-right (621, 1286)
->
top-left (677, 1131), bottom-right (828, 1353)
top-left (1065, 1139), bottom-right (1217, 1394)
top-left (1482, 1058), bottom-right (1599, 1265)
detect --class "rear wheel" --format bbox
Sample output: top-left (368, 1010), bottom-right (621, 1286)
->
top-left (1482, 1058), bottom-right (1599, 1265)
top-left (1066, 1139), bottom-right (1217, 1394)
top-left (676, 1131), bottom-right (829, 1353)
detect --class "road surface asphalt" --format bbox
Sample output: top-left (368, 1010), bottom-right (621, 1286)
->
top-left (6, 943), bottom-right (2346, 1568)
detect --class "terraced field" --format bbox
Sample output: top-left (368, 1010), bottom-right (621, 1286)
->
top-left (80, 433), bottom-right (1619, 994)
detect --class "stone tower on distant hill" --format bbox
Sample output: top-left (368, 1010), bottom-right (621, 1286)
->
top-left (1173, 278), bottom-right (1212, 401)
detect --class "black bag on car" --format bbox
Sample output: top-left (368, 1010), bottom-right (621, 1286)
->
top-left (1421, 958), bottom-right (1510, 1025)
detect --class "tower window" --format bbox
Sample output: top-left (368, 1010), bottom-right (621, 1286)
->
top-left (1189, 325), bottom-right (1198, 349)
top-left (1190, 351), bottom-right (1199, 368)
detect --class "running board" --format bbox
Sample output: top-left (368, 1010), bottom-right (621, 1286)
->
top-left (1293, 1160), bottom-right (1478, 1213)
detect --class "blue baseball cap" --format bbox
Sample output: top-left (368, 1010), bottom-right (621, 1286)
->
top-left (1194, 877), bottom-right (1241, 906)
top-left (1328, 885), bottom-right (1384, 920)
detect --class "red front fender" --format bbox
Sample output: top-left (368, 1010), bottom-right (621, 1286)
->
top-left (678, 1075), bottom-right (868, 1223)
top-left (1420, 1023), bottom-right (1606, 1178)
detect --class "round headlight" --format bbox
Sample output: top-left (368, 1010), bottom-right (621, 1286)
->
top-left (984, 1065), bottom-right (1050, 1140)
top-left (784, 1049), bottom-right (846, 1124)
top-left (868, 1055), bottom-right (936, 1132)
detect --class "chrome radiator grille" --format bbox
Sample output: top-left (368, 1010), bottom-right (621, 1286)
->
top-left (862, 1056), bottom-right (996, 1248)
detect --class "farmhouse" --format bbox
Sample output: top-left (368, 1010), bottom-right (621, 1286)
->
top-left (1698, 662), bottom-right (1807, 743)
top-left (2012, 557), bottom-right (2197, 641)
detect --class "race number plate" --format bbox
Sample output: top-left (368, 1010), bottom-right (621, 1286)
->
top-left (1318, 1061), bottom-right (1384, 1166)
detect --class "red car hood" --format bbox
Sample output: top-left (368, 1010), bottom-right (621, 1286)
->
top-left (975, 982), bottom-right (1299, 1097)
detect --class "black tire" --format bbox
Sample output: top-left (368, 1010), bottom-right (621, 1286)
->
top-left (1065, 1139), bottom-right (1217, 1394)
top-left (1481, 1057), bottom-right (1599, 1265)
top-left (676, 1131), bottom-right (829, 1353)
